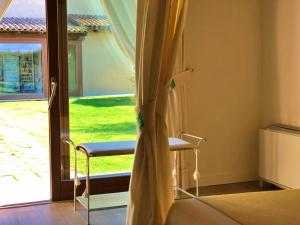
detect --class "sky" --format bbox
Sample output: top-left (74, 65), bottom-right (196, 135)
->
top-left (4, 0), bottom-right (104, 18)
top-left (5, 0), bottom-right (46, 18)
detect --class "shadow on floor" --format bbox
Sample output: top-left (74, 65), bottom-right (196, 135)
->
top-left (188, 181), bottom-right (281, 197)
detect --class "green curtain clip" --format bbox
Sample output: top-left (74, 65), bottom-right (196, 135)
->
top-left (170, 79), bottom-right (176, 89)
top-left (137, 112), bottom-right (144, 130)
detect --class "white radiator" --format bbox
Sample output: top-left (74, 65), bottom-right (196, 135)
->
top-left (259, 125), bottom-right (300, 189)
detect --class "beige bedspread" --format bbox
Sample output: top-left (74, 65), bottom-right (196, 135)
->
top-left (165, 198), bottom-right (240, 225)
top-left (165, 190), bottom-right (300, 225)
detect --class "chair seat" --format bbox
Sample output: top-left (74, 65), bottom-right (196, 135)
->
top-left (76, 138), bottom-right (194, 157)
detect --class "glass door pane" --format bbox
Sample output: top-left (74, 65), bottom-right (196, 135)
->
top-left (63, 0), bottom-right (136, 179)
top-left (0, 0), bottom-right (50, 206)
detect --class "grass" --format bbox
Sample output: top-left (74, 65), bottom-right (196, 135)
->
top-left (69, 96), bottom-right (136, 174)
top-left (0, 95), bottom-right (136, 175)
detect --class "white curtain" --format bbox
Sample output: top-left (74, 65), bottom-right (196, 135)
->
top-left (126, 0), bottom-right (189, 225)
top-left (0, 0), bottom-right (11, 20)
top-left (100, 0), bottom-right (136, 66)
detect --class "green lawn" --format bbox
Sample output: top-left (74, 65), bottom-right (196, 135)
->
top-left (69, 96), bottom-right (136, 174)
top-left (0, 95), bottom-right (136, 175)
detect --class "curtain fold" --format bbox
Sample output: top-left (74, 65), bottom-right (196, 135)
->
top-left (100, 0), bottom-right (136, 66)
top-left (0, 0), bottom-right (12, 20)
top-left (166, 37), bottom-right (193, 191)
top-left (127, 1), bottom-right (189, 225)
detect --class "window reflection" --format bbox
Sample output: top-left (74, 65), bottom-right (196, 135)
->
top-left (0, 43), bottom-right (43, 96)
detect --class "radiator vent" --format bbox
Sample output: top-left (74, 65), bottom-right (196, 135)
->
top-left (259, 125), bottom-right (300, 189)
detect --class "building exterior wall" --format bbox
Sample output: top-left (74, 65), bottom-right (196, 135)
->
top-left (67, 0), bottom-right (104, 16)
top-left (68, 0), bottom-right (135, 96)
top-left (81, 31), bottom-right (135, 96)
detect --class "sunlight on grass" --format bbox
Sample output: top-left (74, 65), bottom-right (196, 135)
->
top-left (69, 95), bottom-right (137, 174)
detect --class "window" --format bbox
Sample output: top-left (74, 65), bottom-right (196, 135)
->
top-left (68, 41), bottom-right (82, 97)
top-left (0, 41), bottom-right (45, 98)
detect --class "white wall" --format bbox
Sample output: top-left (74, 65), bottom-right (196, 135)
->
top-left (262, 0), bottom-right (300, 127)
top-left (67, 0), bottom-right (104, 15)
top-left (184, 0), bottom-right (262, 186)
top-left (82, 31), bottom-right (135, 96)
top-left (67, 0), bottom-right (134, 96)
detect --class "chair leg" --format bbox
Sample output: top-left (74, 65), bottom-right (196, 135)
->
top-left (86, 156), bottom-right (90, 225)
top-left (74, 146), bottom-right (77, 211)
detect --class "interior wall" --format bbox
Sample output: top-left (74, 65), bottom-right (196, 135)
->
top-left (262, 0), bottom-right (300, 127)
top-left (184, 0), bottom-right (262, 186)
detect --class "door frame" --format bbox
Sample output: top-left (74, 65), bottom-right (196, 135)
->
top-left (46, 0), bottom-right (64, 201)
top-left (46, 0), bottom-right (131, 201)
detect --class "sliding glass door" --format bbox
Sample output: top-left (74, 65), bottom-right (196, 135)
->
top-left (0, 0), bottom-right (51, 206)
top-left (46, 0), bottom-right (136, 200)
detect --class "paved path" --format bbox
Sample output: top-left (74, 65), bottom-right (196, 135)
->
top-left (0, 101), bottom-right (50, 206)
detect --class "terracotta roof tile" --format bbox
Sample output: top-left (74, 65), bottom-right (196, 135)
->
top-left (0, 17), bottom-right (46, 33)
top-left (0, 14), bottom-right (110, 34)
top-left (67, 24), bottom-right (87, 34)
top-left (69, 14), bottom-right (110, 31)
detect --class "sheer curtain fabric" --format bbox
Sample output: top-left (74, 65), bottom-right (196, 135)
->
top-left (100, 0), bottom-right (136, 66)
